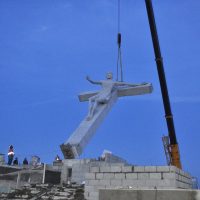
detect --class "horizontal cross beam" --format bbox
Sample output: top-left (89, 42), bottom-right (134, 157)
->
top-left (78, 83), bottom-right (153, 102)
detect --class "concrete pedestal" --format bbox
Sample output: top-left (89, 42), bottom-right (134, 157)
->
top-left (99, 189), bottom-right (200, 200)
top-left (84, 165), bottom-right (192, 200)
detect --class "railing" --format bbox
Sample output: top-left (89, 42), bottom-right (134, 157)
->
top-left (192, 177), bottom-right (199, 189)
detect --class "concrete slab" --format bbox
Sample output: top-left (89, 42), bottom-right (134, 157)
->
top-left (99, 189), bottom-right (200, 200)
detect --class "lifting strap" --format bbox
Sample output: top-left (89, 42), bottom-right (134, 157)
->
top-left (116, 0), bottom-right (124, 82)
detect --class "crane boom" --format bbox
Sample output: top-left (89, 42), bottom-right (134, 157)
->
top-left (145, 0), bottom-right (182, 169)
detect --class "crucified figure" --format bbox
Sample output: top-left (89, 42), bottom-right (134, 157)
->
top-left (86, 72), bottom-right (147, 120)
top-left (60, 72), bottom-right (152, 158)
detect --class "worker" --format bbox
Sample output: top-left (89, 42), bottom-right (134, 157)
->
top-left (7, 145), bottom-right (15, 165)
top-left (13, 157), bottom-right (18, 165)
top-left (23, 158), bottom-right (28, 165)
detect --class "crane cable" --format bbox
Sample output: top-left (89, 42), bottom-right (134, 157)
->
top-left (116, 0), bottom-right (123, 82)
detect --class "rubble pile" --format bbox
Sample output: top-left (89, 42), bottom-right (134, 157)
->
top-left (0, 183), bottom-right (85, 200)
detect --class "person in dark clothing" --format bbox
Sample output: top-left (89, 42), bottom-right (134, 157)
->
top-left (23, 158), bottom-right (28, 165)
top-left (13, 157), bottom-right (18, 165)
top-left (8, 145), bottom-right (14, 165)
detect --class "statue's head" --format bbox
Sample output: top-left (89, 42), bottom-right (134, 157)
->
top-left (106, 72), bottom-right (113, 80)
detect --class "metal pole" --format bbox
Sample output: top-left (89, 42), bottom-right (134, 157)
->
top-left (16, 171), bottom-right (21, 189)
top-left (42, 164), bottom-right (46, 184)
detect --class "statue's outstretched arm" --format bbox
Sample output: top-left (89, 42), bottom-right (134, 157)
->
top-left (115, 81), bottom-right (148, 87)
top-left (86, 76), bottom-right (101, 85)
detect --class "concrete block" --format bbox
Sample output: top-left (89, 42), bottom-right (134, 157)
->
top-left (90, 166), bottom-right (100, 173)
top-left (149, 173), bottom-right (162, 179)
top-left (81, 165), bottom-right (90, 171)
top-left (126, 173), bottom-right (138, 180)
top-left (182, 175), bottom-right (189, 183)
top-left (122, 180), bottom-right (145, 187)
top-left (138, 173), bottom-right (149, 180)
top-left (99, 180), bottom-right (111, 186)
top-left (84, 191), bottom-right (89, 198)
top-left (85, 173), bottom-right (96, 180)
top-left (80, 159), bottom-right (86, 164)
top-left (178, 174), bottom-right (182, 181)
top-left (100, 166), bottom-right (111, 173)
top-left (177, 181), bottom-right (187, 189)
top-left (179, 169), bottom-right (185, 176)
top-left (170, 166), bottom-right (180, 174)
top-left (156, 166), bottom-right (170, 172)
top-left (85, 185), bottom-right (96, 192)
top-left (71, 165), bottom-right (80, 171)
top-left (181, 176), bottom-right (192, 185)
top-left (89, 180), bottom-right (99, 186)
top-left (122, 166), bottom-right (133, 173)
top-left (110, 166), bottom-right (122, 172)
top-left (184, 172), bottom-right (191, 179)
top-left (103, 173), bottom-right (115, 179)
top-left (114, 173), bottom-right (125, 179)
top-left (112, 163), bottom-right (125, 167)
top-left (95, 185), bottom-right (107, 190)
top-left (159, 179), bottom-right (176, 187)
top-left (111, 179), bottom-right (122, 186)
top-left (187, 178), bottom-right (193, 185)
top-left (89, 162), bottom-right (101, 167)
top-left (144, 166), bottom-right (157, 172)
top-left (86, 185), bottom-right (106, 193)
top-left (96, 173), bottom-right (104, 179)
top-left (134, 166), bottom-right (145, 172)
top-left (62, 159), bottom-right (80, 166)
top-left (105, 185), bottom-right (116, 189)
top-left (163, 173), bottom-right (177, 180)
top-left (145, 179), bottom-right (161, 187)
top-left (85, 180), bottom-right (89, 185)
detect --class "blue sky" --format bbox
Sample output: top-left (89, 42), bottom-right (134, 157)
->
top-left (0, 1), bottom-right (200, 180)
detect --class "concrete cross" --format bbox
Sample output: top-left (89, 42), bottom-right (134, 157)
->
top-left (60, 72), bottom-right (153, 159)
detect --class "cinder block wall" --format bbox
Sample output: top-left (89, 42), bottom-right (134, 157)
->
top-left (61, 159), bottom-right (92, 184)
top-left (84, 165), bottom-right (192, 200)
top-left (61, 159), bottom-right (127, 184)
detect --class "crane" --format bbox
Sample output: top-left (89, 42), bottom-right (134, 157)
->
top-left (145, 0), bottom-right (182, 169)
top-left (60, 0), bottom-right (182, 169)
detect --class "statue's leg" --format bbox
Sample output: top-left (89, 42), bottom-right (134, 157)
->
top-left (89, 96), bottom-right (108, 119)
top-left (90, 100), bottom-right (98, 118)
top-left (87, 96), bottom-right (96, 120)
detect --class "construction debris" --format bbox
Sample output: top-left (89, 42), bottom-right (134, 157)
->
top-left (0, 183), bottom-right (85, 200)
